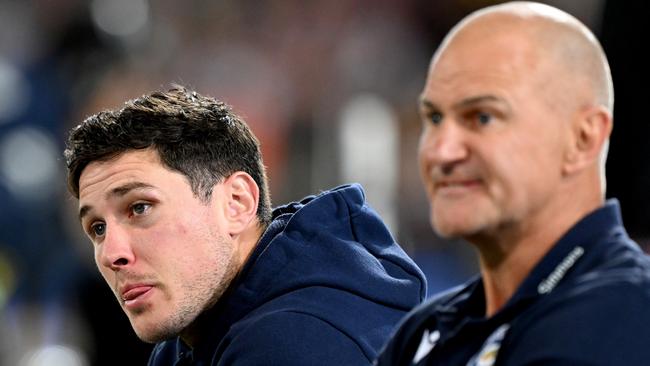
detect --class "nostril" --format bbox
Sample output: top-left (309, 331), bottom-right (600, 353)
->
top-left (114, 258), bottom-right (128, 266)
top-left (441, 163), bottom-right (455, 176)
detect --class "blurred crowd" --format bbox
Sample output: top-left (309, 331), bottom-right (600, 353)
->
top-left (0, 0), bottom-right (645, 365)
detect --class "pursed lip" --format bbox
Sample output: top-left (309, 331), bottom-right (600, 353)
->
top-left (433, 178), bottom-right (483, 196)
top-left (434, 178), bottom-right (482, 189)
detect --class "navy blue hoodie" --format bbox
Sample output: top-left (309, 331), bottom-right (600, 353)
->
top-left (148, 183), bottom-right (426, 365)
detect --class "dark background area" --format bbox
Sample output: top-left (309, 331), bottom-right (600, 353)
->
top-left (600, 1), bottom-right (647, 239)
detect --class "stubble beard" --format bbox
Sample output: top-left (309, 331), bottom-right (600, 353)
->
top-left (147, 235), bottom-right (241, 343)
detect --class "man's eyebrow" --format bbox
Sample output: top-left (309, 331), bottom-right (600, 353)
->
top-left (419, 95), bottom-right (510, 111)
top-left (418, 97), bottom-right (440, 113)
top-left (453, 95), bottom-right (510, 111)
top-left (107, 182), bottom-right (155, 199)
top-left (78, 182), bottom-right (155, 222)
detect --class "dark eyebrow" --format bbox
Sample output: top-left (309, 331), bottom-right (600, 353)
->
top-left (107, 182), bottom-right (155, 198)
top-left (418, 97), bottom-right (440, 113)
top-left (78, 182), bottom-right (155, 222)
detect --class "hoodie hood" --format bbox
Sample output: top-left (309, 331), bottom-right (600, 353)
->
top-left (150, 183), bottom-right (426, 365)
top-left (236, 182), bottom-right (426, 311)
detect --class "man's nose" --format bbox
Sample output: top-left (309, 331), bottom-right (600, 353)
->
top-left (97, 224), bottom-right (135, 271)
top-left (419, 121), bottom-right (469, 170)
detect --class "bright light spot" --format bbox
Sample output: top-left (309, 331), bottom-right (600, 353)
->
top-left (91, 0), bottom-right (149, 38)
top-left (0, 58), bottom-right (29, 123)
top-left (20, 344), bottom-right (87, 366)
top-left (339, 94), bottom-right (399, 233)
top-left (0, 127), bottom-right (59, 201)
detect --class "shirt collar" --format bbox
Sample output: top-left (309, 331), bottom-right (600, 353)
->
top-left (434, 200), bottom-right (625, 331)
top-left (509, 199), bottom-right (623, 304)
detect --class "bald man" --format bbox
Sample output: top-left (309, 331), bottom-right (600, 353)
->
top-left (376, 2), bottom-right (650, 365)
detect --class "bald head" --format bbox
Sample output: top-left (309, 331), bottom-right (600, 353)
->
top-left (417, 1), bottom-right (614, 239)
top-left (433, 1), bottom-right (613, 113)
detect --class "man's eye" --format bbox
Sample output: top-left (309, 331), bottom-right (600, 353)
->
top-left (131, 203), bottom-right (151, 216)
top-left (476, 112), bottom-right (492, 125)
top-left (91, 222), bottom-right (106, 237)
top-left (430, 112), bottom-right (443, 125)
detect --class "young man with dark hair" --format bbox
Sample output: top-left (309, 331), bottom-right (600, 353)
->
top-left (65, 85), bottom-right (426, 365)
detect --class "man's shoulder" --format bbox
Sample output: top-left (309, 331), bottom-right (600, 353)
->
top-left (400, 284), bottom-right (467, 323)
top-left (535, 223), bottom-right (650, 316)
top-left (499, 253), bottom-right (650, 365)
top-left (374, 282), bottom-right (473, 366)
top-left (233, 285), bottom-right (417, 358)
top-left (148, 310), bottom-right (375, 366)
top-left (370, 280), bottom-right (471, 337)
top-left (222, 310), bottom-right (373, 365)
top-left (514, 237), bottom-right (650, 331)
top-left (559, 235), bottom-right (650, 302)
top-left (522, 269), bottom-right (650, 326)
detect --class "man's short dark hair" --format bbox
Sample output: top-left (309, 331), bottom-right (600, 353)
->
top-left (64, 85), bottom-right (272, 226)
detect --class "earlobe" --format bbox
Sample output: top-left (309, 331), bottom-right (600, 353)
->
top-left (563, 105), bottom-right (612, 175)
top-left (223, 172), bottom-right (260, 237)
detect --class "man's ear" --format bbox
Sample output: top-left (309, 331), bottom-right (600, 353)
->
top-left (563, 105), bottom-right (612, 175)
top-left (222, 172), bottom-right (260, 238)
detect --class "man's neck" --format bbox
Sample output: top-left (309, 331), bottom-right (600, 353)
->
top-left (179, 222), bottom-right (268, 348)
top-left (237, 222), bottom-right (267, 265)
top-left (472, 195), bottom-right (603, 317)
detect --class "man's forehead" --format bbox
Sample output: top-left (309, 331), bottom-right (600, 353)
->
top-left (439, 31), bottom-right (537, 69)
top-left (78, 151), bottom-right (162, 198)
top-left (422, 61), bottom-right (522, 104)
top-left (423, 31), bottom-right (548, 101)
top-left (79, 174), bottom-right (156, 204)
top-left (81, 149), bottom-right (159, 178)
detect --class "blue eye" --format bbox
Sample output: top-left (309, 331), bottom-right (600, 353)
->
top-left (477, 112), bottom-right (492, 125)
top-left (92, 222), bottom-right (106, 237)
top-left (430, 112), bottom-right (443, 125)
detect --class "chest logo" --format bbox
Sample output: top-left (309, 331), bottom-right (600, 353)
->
top-left (467, 324), bottom-right (510, 366)
top-left (412, 329), bottom-right (440, 364)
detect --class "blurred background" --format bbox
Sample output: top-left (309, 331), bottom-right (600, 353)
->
top-left (0, 0), bottom-right (646, 364)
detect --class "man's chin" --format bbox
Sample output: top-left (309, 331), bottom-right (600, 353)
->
top-left (131, 320), bottom-right (181, 344)
top-left (134, 330), bottom-right (176, 344)
top-left (431, 217), bottom-right (484, 239)
top-left (432, 225), bottom-right (465, 239)
top-left (431, 203), bottom-right (493, 239)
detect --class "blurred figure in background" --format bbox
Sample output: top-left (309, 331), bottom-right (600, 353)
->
top-left (64, 86), bottom-right (426, 365)
top-left (377, 2), bottom-right (650, 365)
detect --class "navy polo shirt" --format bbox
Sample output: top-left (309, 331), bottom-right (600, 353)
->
top-left (376, 200), bottom-right (650, 365)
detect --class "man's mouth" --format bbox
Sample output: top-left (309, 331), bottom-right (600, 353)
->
top-left (120, 284), bottom-right (154, 308)
top-left (434, 179), bottom-right (482, 195)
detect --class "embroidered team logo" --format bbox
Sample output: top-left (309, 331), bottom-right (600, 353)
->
top-left (467, 324), bottom-right (510, 366)
top-left (412, 329), bottom-right (440, 364)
